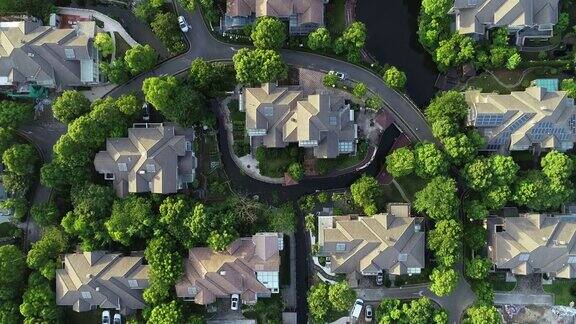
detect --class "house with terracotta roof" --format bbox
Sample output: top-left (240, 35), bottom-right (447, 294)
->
top-left (175, 233), bottom-right (284, 306)
top-left (93, 123), bottom-right (197, 198)
top-left (317, 203), bottom-right (425, 286)
top-left (241, 83), bottom-right (357, 159)
top-left (223, 0), bottom-right (325, 35)
top-left (465, 86), bottom-right (576, 152)
top-left (449, 0), bottom-right (559, 45)
top-left (488, 213), bottom-right (576, 279)
top-left (55, 251), bottom-right (149, 315)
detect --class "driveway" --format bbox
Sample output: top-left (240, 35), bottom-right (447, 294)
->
top-left (494, 292), bottom-right (554, 306)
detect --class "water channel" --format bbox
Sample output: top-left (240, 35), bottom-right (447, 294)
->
top-left (356, 0), bottom-right (439, 107)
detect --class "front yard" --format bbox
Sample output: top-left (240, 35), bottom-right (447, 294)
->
top-left (487, 272), bottom-right (516, 292)
top-left (543, 279), bottom-right (576, 306)
top-left (325, 0), bottom-right (346, 36)
top-left (394, 174), bottom-right (427, 202)
top-left (256, 146), bottom-right (301, 178)
top-left (315, 140), bottom-right (369, 175)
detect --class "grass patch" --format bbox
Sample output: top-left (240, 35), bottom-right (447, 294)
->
top-left (113, 32), bottom-right (131, 58)
top-left (544, 279), bottom-right (576, 306)
top-left (487, 272), bottom-right (516, 292)
top-left (0, 222), bottom-right (19, 238)
top-left (316, 141), bottom-right (369, 175)
top-left (243, 294), bottom-right (284, 323)
top-left (380, 184), bottom-right (405, 204)
top-left (326, 0), bottom-right (346, 36)
top-left (63, 308), bottom-right (103, 324)
top-left (395, 175), bottom-right (427, 202)
top-left (256, 146), bottom-right (301, 178)
top-left (394, 267), bottom-right (431, 286)
top-left (465, 73), bottom-right (511, 94)
top-left (228, 99), bottom-right (250, 156)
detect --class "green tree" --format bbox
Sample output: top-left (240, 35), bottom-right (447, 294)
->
top-left (0, 100), bottom-right (33, 129)
top-left (513, 170), bottom-right (571, 211)
top-left (0, 301), bottom-right (20, 324)
top-left (151, 12), bottom-right (186, 55)
top-left (377, 298), bottom-right (402, 323)
top-left (158, 196), bottom-right (197, 249)
top-left (305, 214), bottom-right (316, 232)
top-left (0, 128), bottom-right (14, 157)
top-left (473, 281), bottom-right (494, 306)
top-left (19, 274), bottom-right (60, 323)
top-left (145, 235), bottom-right (184, 286)
top-left (124, 44), bottom-right (158, 75)
top-left (383, 66), bottom-right (407, 90)
top-left (506, 53), bottom-right (522, 70)
top-left (133, 0), bottom-right (157, 23)
top-left (414, 176), bottom-right (459, 221)
top-left (464, 200), bottom-right (488, 220)
top-left (61, 184), bottom-right (114, 251)
top-left (350, 175), bottom-right (382, 215)
top-left (189, 58), bottom-right (217, 92)
top-left (555, 12), bottom-right (570, 35)
top-left (251, 17), bottom-right (286, 49)
top-left (352, 82), bottom-right (367, 98)
top-left (269, 204), bottom-right (296, 233)
top-left (431, 117), bottom-right (458, 139)
top-left (26, 227), bottom-right (67, 279)
top-left (442, 132), bottom-right (483, 165)
top-left (428, 219), bottom-right (462, 267)
top-left (94, 33), bottom-right (113, 57)
top-left (483, 184), bottom-right (511, 211)
top-left (434, 33), bottom-right (475, 71)
top-left (413, 142), bottom-right (448, 178)
top-left (106, 195), bottom-right (156, 246)
top-left (541, 150), bottom-right (573, 182)
top-left (52, 90), bottom-right (91, 124)
top-left (402, 297), bottom-right (436, 324)
top-left (323, 73), bottom-right (340, 87)
top-left (328, 281), bottom-right (356, 312)
top-left (30, 202), bottom-right (60, 227)
top-left (490, 155), bottom-right (519, 185)
top-left (115, 94), bottom-right (141, 118)
top-left (561, 78), bottom-right (576, 98)
top-left (232, 48), bottom-right (288, 85)
top-left (0, 197), bottom-right (28, 221)
top-left (0, 245), bottom-right (25, 300)
top-left (147, 301), bottom-right (183, 324)
top-left (2, 172), bottom-right (32, 198)
top-left (288, 162), bottom-right (304, 181)
top-left (464, 224), bottom-right (487, 251)
top-left (101, 59), bottom-right (131, 84)
top-left (207, 230), bottom-right (237, 251)
top-left (434, 309), bottom-right (449, 324)
top-left (466, 257), bottom-right (491, 280)
top-left (385, 147), bottom-right (414, 178)
top-left (307, 27), bottom-right (331, 52)
top-left (422, 0), bottom-right (453, 18)
top-left (2, 144), bottom-right (37, 176)
top-left (465, 305), bottom-right (501, 324)
top-left (429, 267), bottom-right (458, 297)
top-left (307, 283), bottom-right (330, 321)
top-left (333, 22), bottom-right (367, 62)
top-left (462, 158), bottom-right (494, 191)
top-left (425, 91), bottom-right (468, 129)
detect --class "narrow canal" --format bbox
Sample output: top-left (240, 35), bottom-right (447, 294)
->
top-left (356, 0), bottom-right (439, 107)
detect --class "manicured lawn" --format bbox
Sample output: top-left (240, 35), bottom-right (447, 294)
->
top-left (544, 279), bottom-right (576, 306)
top-left (395, 175), bottom-right (427, 202)
top-left (487, 272), bottom-right (516, 292)
top-left (380, 184), bottom-right (405, 204)
top-left (113, 32), bottom-right (131, 58)
top-left (316, 141), bottom-right (369, 175)
top-left (465, 73), bottom-right (511, 94)
top-left (0, 222), bottom-right (19, 238)
top-left (243, 294), bottom-right (284, 323)
top-left (326, 0), bottom-right (346, 36)
top-left (256, 146), bottom-right (301, 178)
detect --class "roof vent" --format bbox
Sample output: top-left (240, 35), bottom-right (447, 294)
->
top-left (220, 271), bottom-right (226, 276)
top-left (27, 52), bottom-right (34, 57)
top-left (138, 170), bottom-right (145, 174)
top-left (95, 287), bottom-right (100, 291)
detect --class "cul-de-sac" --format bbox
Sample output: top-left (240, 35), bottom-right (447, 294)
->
top-left (3, 0), bottom-right (576, 323)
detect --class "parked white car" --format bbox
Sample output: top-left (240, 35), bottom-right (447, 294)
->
top-left (350, 299), bottom-right (364, 320)
top-left (365, 305), bottom-right (373, 322)
top-left (230, 294), bottom-right (240, 310)
top-left (376, 272), bottom-right (384, 286)
top-left (113, 313), bottom-right (121, 324)
top-left (178, 16), bottom-right (189, 33)
top-left (329, 70), bottom-right (347, 80)
top-left (102, 311), bottom-right (111, 324)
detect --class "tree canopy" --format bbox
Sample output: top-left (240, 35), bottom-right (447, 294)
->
top-left (414, 176), bottom-right (459, 221)
top-left (413, 142), bottom-right (449, 178)
top-left (52, 90), bottom-right (92, 124)
top-left (428, 219), bottom-right (462, 268)
top-left (334, 22), bottom-right (367, 62)
top-left (147, 301), bottom-right (183, 324)
top-left (251, 17), bottom-right (286, 49)
top-left (94, 33), bottom-right (114, 57)
top-left (2, 144), bottom-right (37, 176)
top-left (386, 147), bottom-right (414, 178)
top-left (0, 100), bottom-right (34, 129)
top-left (465, 257), bottom-right (491, 280)
top-left (30, 202), bottom-right (60, 228)
top-left (26, 227), bottom-right (67, 279)
top-left (383, 66), bottom-right (407, 90)
top-left (0, 245), bottom-right (25, 300)
top-left (465, 305), bottom-right (501, 324)
top-left (350, 175), bottom-right (382, 215)
top-left (232, 48), bottom-right (287, 85)
top-left (124, 44), bottom-right (158, 75)
top-left (307, 27), bottom-right (331, 52)
top-left (429, 267), bottom-right (458, 297)
top-left (19, 273), bottom-right (60, 323)
top-left (106, 195), bottom-right (156, 246)
top-left (328, 281), bottom-right (356, 312)
top-left (307, 283), bottom-right (331, 321)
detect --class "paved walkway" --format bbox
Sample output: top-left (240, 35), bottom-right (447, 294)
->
top-left (57, 7), bottom-right (138, 47)
top-left (494, 292), bottom-right (554, 306)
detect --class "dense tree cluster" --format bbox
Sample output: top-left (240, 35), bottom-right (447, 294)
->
top-left (26, 227), bottom-right (67, 279)
top-left (51, 90), bottom-right (92, 124)
top-left (308, 27), bottom-right (332, 52)
top-left (386, 142), bottom-right (448, 179)
top-left (350, 174), bottom-right (382, 215)
top-left (377, 297), bottom-right (448, 323)
top-left (94, 33), bottom-right (114, 57)
top-left (251, 17), bottom-right (286, 49)
top-left (232, 48), bottom-right (288, 85)
top-left (333, 22), bottom-right (367, 62)
top-left (19, 273), bottom-right (60, 323)
top-left (307, 282), bottom-right (356, 321)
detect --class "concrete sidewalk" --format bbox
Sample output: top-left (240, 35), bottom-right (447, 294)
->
top-left (494, 292), bottom-right (554, 306)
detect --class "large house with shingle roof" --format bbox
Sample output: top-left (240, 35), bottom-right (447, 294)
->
top-left (93, 123), bottom-right (197, 198)
top-left (317, 204), bottom-right (425, 285)
top-left (241, 83), bottom-right (357, 159)
top-left (223, 0), bottom-right (325, 35)
top-left (449, 0), bottom-right (559, 45)
top-left (175, 233), bottom-right (283, 306)
top-left (0, 19), bottom-right (99, 92)
top-left (56, 251), bottom-right (149, 315)
top-left (488, 213), bottom-right (576, 278)
top-left (465, 86), bottom-right (576, 152)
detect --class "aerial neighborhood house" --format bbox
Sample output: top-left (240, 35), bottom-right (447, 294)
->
top-left (176, 233), bottom-right (283, 306)
top-left (223, 0), bottom-right (325, 35)
top-left (449, 0), bottom-right (559, 45)
top-left (466, 85), bottom-right (576, 152)
top-left (0, 19), bottom-right (99, 93)
top-left (94, 123), bottom-right (197, 198)
top-left (488, 213), bottom-right (576, 279)
top-left (241, 83), bottom-right (358, 159)
top-left (55, 251), bottom-right (149, 315)
top-left (317, 204), bottom-right (425, 286)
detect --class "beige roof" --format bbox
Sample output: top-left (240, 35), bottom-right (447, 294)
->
top-left (319, 204), bottom-right (425, 276)
top-left (243, 83), bottom-right (357, 158)
top-left (175, 233), bottom-right (282, 305)
top-left (489, 214), bottom-right (576, 278)
top-left (465, 86), bottom-right (576, 151)
top-left (0, 20), bottom-right (96, 89)
top-left (94, 123), bottom-right (197, 198)
top-left (56, 251), bottom-right (149, 315)
top-left (452, 0), bottom-right (559, 35)
top-left (226, 0), bottom-right (324, 26)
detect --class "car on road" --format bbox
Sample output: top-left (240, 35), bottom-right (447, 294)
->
top-left (102, 311), bottom-right (111, 324)
top-left (230, 294), bottom-right (240, 310)
top-left (350, 298), bottom-right (364, 320)
top-left (329, 70), bottom-right (347, 80)
top-left (376, 272), bottom-right (383, 286)
top-left (178, 16), bottom-right (189, 33)
top-left (142, 102), bottom-right (151, 121)
top-left (365, 305), bottom-right (373, 322)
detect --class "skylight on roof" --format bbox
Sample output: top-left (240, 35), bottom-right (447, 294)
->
top-left (64, 48), bottom-right (75, 59)
top-left (398, 253), bottom-right (408, 262)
